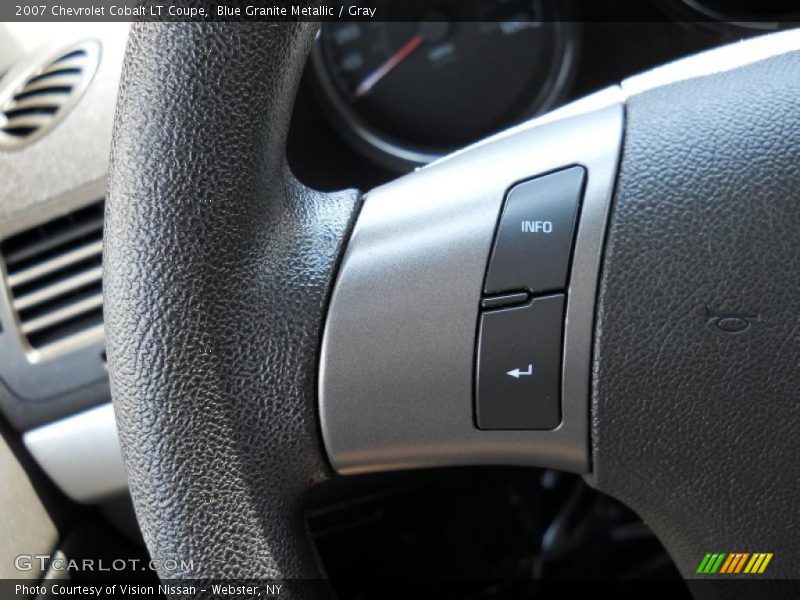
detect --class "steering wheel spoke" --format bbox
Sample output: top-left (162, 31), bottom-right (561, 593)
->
top-left (319, 88), bottom-right (624, 475)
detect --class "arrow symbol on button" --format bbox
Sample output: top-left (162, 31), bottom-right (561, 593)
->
top-left (507, 364), bottom-right (533, 379)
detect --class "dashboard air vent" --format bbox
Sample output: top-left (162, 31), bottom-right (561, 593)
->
top-left (0, 40), bottom-right (100, 147)
top-left (1, 201), bottom-right (104, 350)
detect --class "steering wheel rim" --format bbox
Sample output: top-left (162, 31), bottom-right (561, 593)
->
top-left (106, 22), bottom-right (357, 585)
top-left (106, 22), bottom-right (800, 594)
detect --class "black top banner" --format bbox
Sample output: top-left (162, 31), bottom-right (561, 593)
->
top-left (3, 0), bottom-right (800, 23)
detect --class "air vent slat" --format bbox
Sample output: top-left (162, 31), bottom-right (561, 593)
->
top-left (4, 93), bottom-right (72, 112)
top-left (27, 311), bottom-right (104, 351)
top-left (2, 113), bottom-right (53, 130)
top-left (14, 75), bottom-right (79, 95)
top-left (11, 87), bottom-right (73, 102)
top-left (52, 49), bottom-right (87, 63)
top-left (34, 63), bottom-right (84, 78)
top-left (44, 56), bottom-right (87, 70)
top-left (4, 105), bottom-right (60, 119)
top-left (21, 293), bottom-right (103, 336)
top-left (0, 40), bottom-right (99, 147)
top-left (13, 265), bottom-right (103, 312)
top-left (7, 239), bottom-right (103, 288)
top-left (3, 215), bottom-right (103, 268)
top-left (1, 125), bottom-right (36, 137)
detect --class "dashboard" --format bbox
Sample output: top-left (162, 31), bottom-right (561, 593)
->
top-left (289, 2), bottom-right (788, 190)
top-left (0, 4), bottom-right (796, 505)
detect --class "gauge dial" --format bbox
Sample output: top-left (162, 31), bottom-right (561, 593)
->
top-left (313, 0), bottom-right (575, 168)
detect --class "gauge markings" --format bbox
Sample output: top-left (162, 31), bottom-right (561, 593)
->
top-left (314, 1), bottom-right (574, 168)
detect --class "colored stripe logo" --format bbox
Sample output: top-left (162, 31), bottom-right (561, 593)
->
top-left (697, 553), bottom-right (773, 575)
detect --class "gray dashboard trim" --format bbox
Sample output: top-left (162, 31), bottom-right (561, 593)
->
top-left (23, 402), bottom-right (126, 504)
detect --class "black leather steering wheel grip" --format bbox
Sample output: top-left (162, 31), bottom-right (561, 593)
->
top-left (105, 22), bottom-right (358, 586)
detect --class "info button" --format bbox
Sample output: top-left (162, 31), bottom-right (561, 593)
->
top-left (484, 167), bottom-right (585, 294)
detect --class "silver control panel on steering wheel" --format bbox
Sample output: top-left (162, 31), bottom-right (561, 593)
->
top-left (319, 88), bottom-right (625, 476)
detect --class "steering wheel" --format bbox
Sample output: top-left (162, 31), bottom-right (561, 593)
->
top-left (105, 23), bottom-right (800, 594)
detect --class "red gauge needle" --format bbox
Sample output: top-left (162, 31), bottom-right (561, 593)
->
top-left (354, 34), bottom-right (424, 98)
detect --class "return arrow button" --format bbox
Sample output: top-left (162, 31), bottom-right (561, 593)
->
top-left (476, 294), bottom-right (564, 430)
top-left (507, 364), bottom-right (533, 379)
